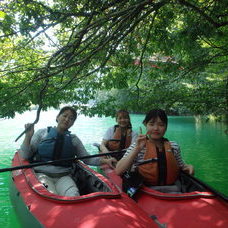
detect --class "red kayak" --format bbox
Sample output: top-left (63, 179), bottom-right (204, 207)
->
top-left (9, 152), bottom-right (157, 228)
top-left (102, 165), bottom-right (228, 228)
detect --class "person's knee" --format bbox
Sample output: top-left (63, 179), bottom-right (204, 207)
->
top-left (64, 186), bottom-right (80, 197)
top-left (56, 176), bottom-right (80, 196)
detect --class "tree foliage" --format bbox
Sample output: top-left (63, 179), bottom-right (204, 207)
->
top-left (0, 0), bottom-right (227, 119)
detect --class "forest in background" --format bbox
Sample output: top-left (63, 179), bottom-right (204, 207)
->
top-left (0, 0), bottom-right (227, 121)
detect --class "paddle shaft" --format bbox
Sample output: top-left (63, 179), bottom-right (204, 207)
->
top-left (135, 158), bottom-right (158, 166)
top-left (0, 150), bottom-right (126, 173)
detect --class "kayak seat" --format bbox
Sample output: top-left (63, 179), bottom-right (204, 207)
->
top-left (72, 162), bottom-right (113, 195)
top-left (179, 172), bottom-right (206, 193)
top-left (149, 184), bottom-right (181, 194)
top-left (145, 172), bottom-right (207, 194)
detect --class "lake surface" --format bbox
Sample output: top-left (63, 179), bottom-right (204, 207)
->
top-left (0, 109), bottom-right (228, 227)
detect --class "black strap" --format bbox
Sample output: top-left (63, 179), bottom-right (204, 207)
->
top-left (119, 126), bottom-right (131, 150)
top-left (119, 131), bottom-right (126, 150)
top-left (122, 170), bottom-right (143, 198)
top-left (53, 133), bottom-right (64, 160)
top-left (47, 126), bottom-right (51, 133)
top-left (157, 145), bottom-right (167, 185)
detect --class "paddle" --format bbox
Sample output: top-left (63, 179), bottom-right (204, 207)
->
top-left (92, 142), bottom-right (125, 160)
top-left (135, 158), bottom-right (158, 166)
top-left (0, 150), bottom-right (126, 173)
top-left (181, 170), bottom-right (228, 202)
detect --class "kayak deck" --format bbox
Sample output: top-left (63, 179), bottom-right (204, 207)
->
top-left (102, 165), bottom-right (228, 228)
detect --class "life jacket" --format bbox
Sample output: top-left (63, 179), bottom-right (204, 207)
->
top-left (107, 125), bottom-right (132, 160)
top-left (107, 125), bottom-right (132, 151)
top-left (36, 127), bottom-right (75, 167)
top-left (138, 139), bottom-right (180, 185)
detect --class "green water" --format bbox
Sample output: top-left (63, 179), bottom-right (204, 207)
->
top-left (0, 110), bottom-right (228, 227)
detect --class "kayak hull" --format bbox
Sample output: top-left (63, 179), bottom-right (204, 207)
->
top-left (102, 165), bottom-right (228, 228)
top-left (9, 152), bottom-right (156, 228)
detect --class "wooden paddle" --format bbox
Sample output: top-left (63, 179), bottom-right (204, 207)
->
top-left (0, 150), bottom-right (126, 173)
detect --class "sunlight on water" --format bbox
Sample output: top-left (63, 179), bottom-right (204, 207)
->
top-left (0, 109), bottom-right (227, 227)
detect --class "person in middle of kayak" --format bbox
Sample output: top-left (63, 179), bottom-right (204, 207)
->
top-left (100, 110), bottom-right (138, 161)
top-left (115, 109), bottom-right (194, 192)
top-left (20, 106), bottom-right (116, 197)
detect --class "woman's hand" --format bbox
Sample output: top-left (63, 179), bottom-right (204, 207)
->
top-left (101, 157), bottom-right (117, 169)
top-left (135, 134), bottom-right (147, 151)
top-left (24, 123), bottom-right (34, 139)
top-left (100, 140), bottom-right (109, 154)
top-left (182, 164), bottom-right (194, 175)
top-left (21, 123), bottom-right (34, 148)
